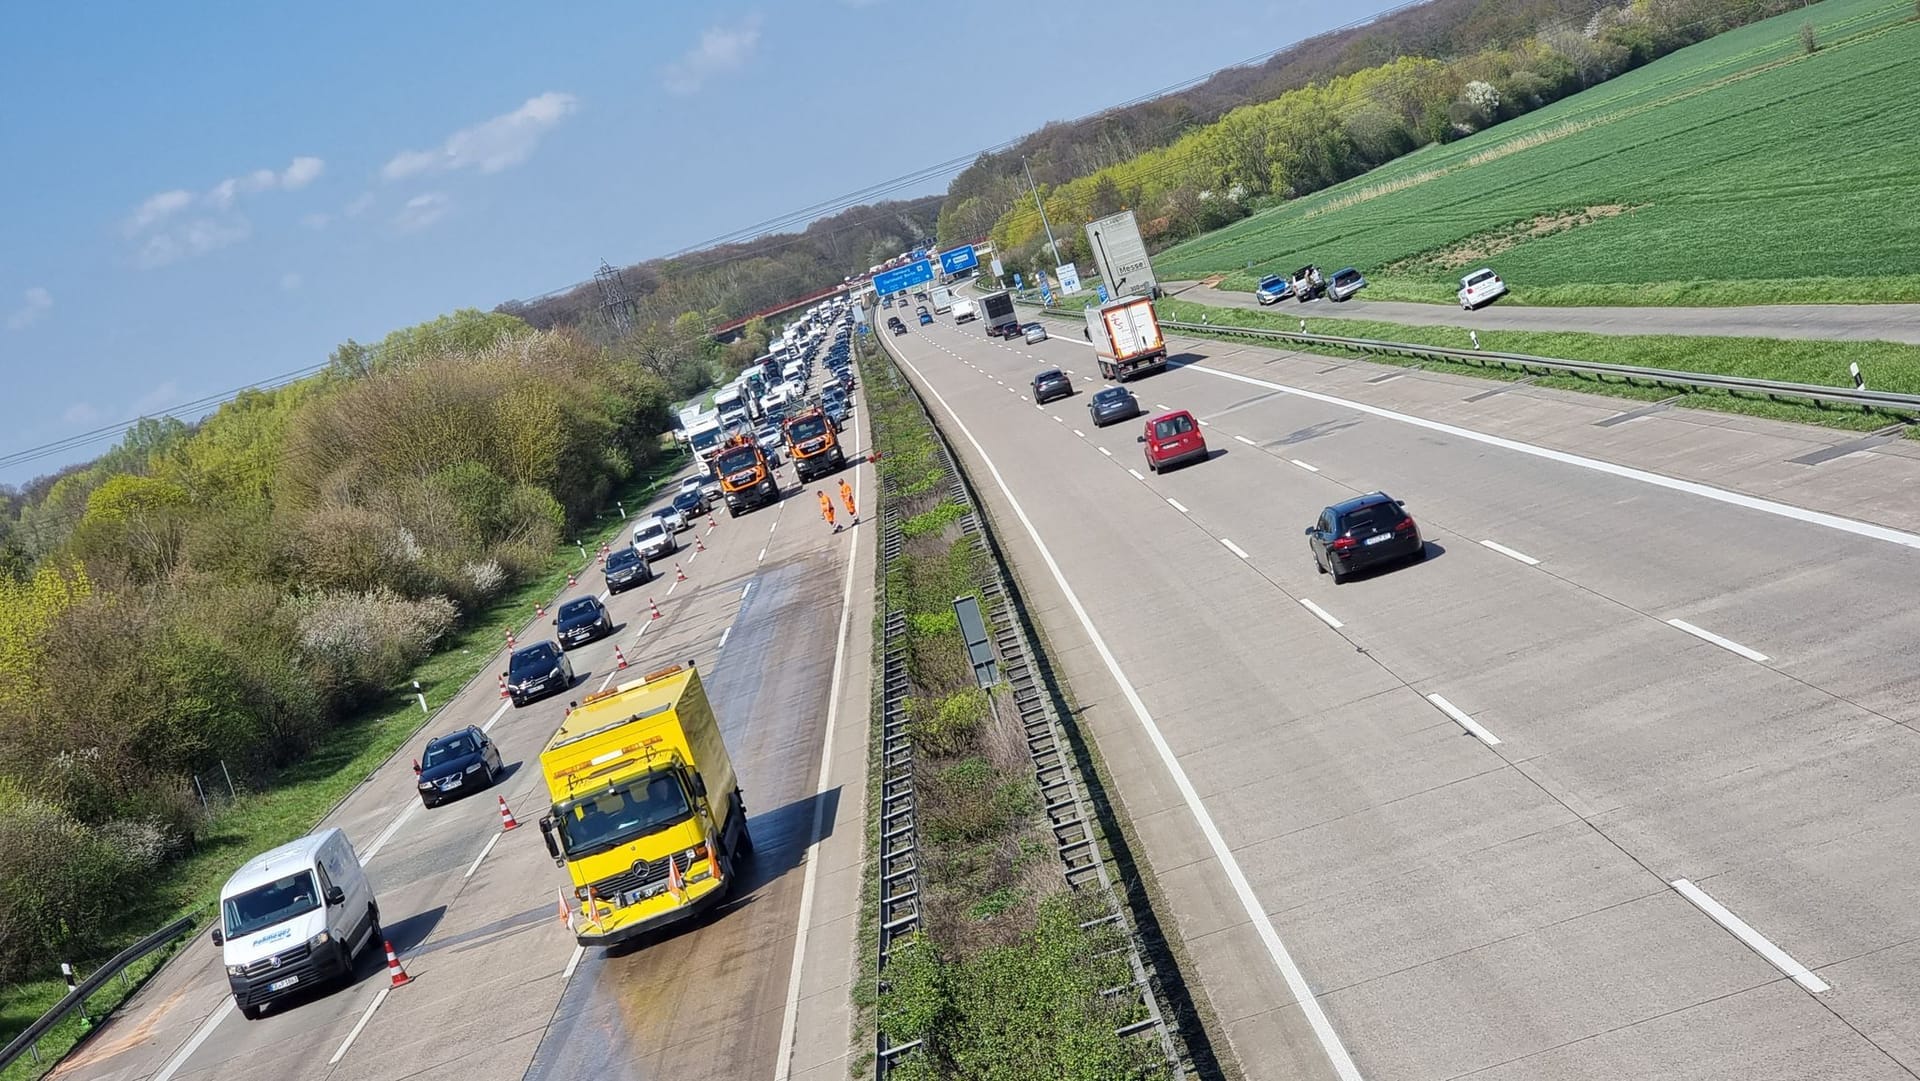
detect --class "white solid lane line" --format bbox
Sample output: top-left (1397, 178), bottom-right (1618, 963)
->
top-left (328, 986), bottom-right (390, 1066)
top-left (666, 579), bottom-right (679, 597)
top-left (890, 350), bottom-right (1365, 1081)
top-left (1167, 498), bottom-right (1190, 514)
top-left (1192, 363), bottom-right (1920, 552)
top-left (1425, 693), bottom-right (1503, 747)
top-left (463, 831), bottom-right (503, 880)
top-left (1234, 434), bottom-right (1257, 446)
top-left (1221, 538), bottom-right (1251, 559)
top-left (359, 802), bottom-right (419, 865)
top-left (480, 699), bottom-right (510, 734)
top-left (774, 408), bottom-right (867, 1081)
top-left (1667, 619), bottom-right (1770, 663)
top-left (150, 1000), bottom-right (235, 1081)
top-left (561, 943), bottom-right (587, 981)
top-left (1289, 458), bottom-right (1320, 473)
top-left (1480, 539), bottom-right (1541, 566)
top-left (1299, 599), bottom-right (1344, 630)
top-left (1128, 468), bottom-right (1146, 481)
top-left (1670, 879), bottom-right (1830, 993)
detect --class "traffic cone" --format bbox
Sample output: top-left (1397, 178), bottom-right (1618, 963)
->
top-left (695, 535), bottom-right (706, 553)
top-left (567, 571), bottom-right (578, 587)
top-left (615, 645), bottom-right (629, 670)
top-left (498, 796), bottom-right (520, 832)
top-left (707, 515), bottom-right (717, 530)
top-left (667, 852), bottom-right (685, 902)
top-left (535, 601), bottom-right (546, 619)
top-left (505, 629), bottom-right (516, 649)
top-left (649, 597), bottom-right (663, 621)
top-left (498, 674), bottom-right (509, 699)
top-left (675, 564), bottom-right (686, 582)
top-left (383, 941), bottom-right (412, 989)
top-left (558, 888), bottom-right (572, 930)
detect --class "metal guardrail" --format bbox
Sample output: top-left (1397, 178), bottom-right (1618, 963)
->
top-left (1, 914), bottom-right (200, 1072)
top-left (1031, 304), bottom-right (1920, 417)
top-left (869, 336), bottom-right (1185, 1079)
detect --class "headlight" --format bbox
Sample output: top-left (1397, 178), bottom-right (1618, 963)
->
top-left (308, 931), bottom-right (331, 949)
top-left (465, 762), bottom-right (485, 773)
top-left (550, 664), bottom-right (564, 678)
top-left (418, 780), bottom-right (433, 790)
top-left (227, 965), bottom-right (245, 977)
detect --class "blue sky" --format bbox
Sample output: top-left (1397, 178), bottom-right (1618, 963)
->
top-left (0, 0), bottom-right (1402, 485)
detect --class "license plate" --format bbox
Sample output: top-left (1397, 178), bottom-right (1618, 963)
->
top-left (267, 975), bottom-right (299, 992)
top-left (1365, 533), bottom-right (1394, 546)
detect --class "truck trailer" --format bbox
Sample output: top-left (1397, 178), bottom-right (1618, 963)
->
top-left (978, 290), bottom-right (1019, 337)
top-left (1084, 295), bottom-right (1168, 382)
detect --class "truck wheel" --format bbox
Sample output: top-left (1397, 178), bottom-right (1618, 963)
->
top-left (736, 822), bottom-right (755, 857)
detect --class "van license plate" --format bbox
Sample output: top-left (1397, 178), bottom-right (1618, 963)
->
top-left (267, 975), bottom-right (299, 992)
top-left (1365, 533), bottom-right (1393, 546)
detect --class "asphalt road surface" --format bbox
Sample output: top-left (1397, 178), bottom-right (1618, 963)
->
top-left (881, 311), bottom-right (1920, 1081)
top-left (1165, 281), bottom-right (1920, 344)
top-left (51, 342), bottom-right (873, 1081)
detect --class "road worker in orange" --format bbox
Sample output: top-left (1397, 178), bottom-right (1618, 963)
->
top-left (818, 490), bottom-right (839, 532)
top-left (838, 478), bottom-right (858, 524)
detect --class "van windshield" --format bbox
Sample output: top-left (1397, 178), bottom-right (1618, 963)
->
top-left (224, 871), bottom-right (321, 938)
top-left (555, 772), bottom-right (693, 858)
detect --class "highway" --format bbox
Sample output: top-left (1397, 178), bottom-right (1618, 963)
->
top-left (879, 310), bottom-right (1920, 1080)
top-left (1161, 280), bottom-right (1920, 345)
top-left (51, 348), bottom-right (873, 1081)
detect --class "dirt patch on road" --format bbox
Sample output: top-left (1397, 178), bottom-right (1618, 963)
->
top-left (1388, 204), bottom-right (1638, 273)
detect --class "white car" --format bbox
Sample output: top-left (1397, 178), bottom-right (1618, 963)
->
top-left (632, 516), bottom-right (676, 560)
top-left (1458, 268), bottom-right (1509, 310)
top-left (654, 505), bottom-right (688, 533)
top-left (681, 474), bottom-right (721, 503)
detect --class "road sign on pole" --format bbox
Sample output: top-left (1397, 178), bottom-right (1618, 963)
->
top-left (1055, 262), bottom-right (1082, 294)
top-left (938, 245), bottom-right (979, 275)
top-left (1096, 284), bottom-right (1109, 303)
top-left (873, 259), bottom-right (934, 296)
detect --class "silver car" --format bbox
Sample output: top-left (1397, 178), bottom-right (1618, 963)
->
top-left (653, 504), bottom-right (688, 533)
top-left (632, 516), bottom-right (676, 561)
top-left (1327, 267), bottom-right (1368, 302)
top-left (1023, 322), bottom-right (1049, 344)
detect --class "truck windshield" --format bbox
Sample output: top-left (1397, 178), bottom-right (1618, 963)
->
top-left (556, 772), bottom-right (693, 858)
top-left (715, 446), bottom-right (759, 475)
top-left (787, 416), bottom-right (828, 442)
top-left (690, 428), bottom-right (723, 453)
top-left (224, 871), bottom-right (321, 937)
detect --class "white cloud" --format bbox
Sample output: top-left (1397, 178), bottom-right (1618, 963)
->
top-left (63, 401), bottom-right (101, 426)
top-left (664, 17), bottom-right (763, 96)
top-left (123, 156), bottom-right (323, 268)
top-left (344, 192), bottom-right (374, 217)
top-left (381, 92), bottom-right (578, 181)
top-left (126, 190), bottom-right (193, 234)
top-left (280, 272), bottom-right (304, 291)
top-left (6, 287), bottom-right (53, 330)
top-left (134, 218), bottom-right (252, 269)
top-left (281, 156), bottom-right (325, 190)
top-left (393, 192), bottom-right (450, 232)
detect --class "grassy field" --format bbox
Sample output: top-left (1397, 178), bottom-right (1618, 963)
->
top-left (1152, 297), bottom-right (1920, 432)
top-left (0, 450), bottom-right (688, 1081)
top-left (1155, 0), bottom-right (1920, 307)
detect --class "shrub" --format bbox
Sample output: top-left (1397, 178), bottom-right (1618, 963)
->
top-left (1799, 20), bottom-right (1818, 53)
top-left (906, 689), bottom-right (988, 757)
top-left (287, 587), bottom-right (458, 698)
top-left (0, 782), bottom-right (164, 983)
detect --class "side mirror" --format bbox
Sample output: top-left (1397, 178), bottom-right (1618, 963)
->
top-left (538, 818), bottom-right (561, 864)
top-left (692, 773), bottom-right (709, 799)
top-left (1136, 436), bottom-right (1146, 444)
top-left (325, 885), bottom-right (346, 907)
top-left (551, 619), bottom-right (558, 626)
top-left (210, 928), bottom-right (224, 946)
top-left (1303, 526), bottom-right (1316, 536)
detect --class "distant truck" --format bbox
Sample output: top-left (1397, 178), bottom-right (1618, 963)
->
top-left (930, 286), bottom-right (954, 314)
top-left (1084, 296), bottom-right (1168, 382)
top-left (978, 290), bottom-right (1019, 337)
top-left (951, 298), bottom-right (978, 323)
top-left (538, 663), bottom-right (751, 947)
top-left (783, 405), bottom-right (847, 482)
top-left (712, 431), bottom-right (781, 516)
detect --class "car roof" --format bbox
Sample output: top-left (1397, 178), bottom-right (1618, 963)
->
top-left (1148, 409), bottom-right (1193, 422)
top-left (1329, 491), bottom-right (1398, 515)
top-left (1332, 267), bottom-right (1361, 277)
top-left (559, 596), bottom-right (598, 612)
top-left (1035, 368), bottom-right (1064, 378)
top-left (1094, 386), bottom-right (1130, 397)
top-left (1258, 274), bottom-right (1285, 285)
top-left (224, 828), bottom-right (344, 894)
top-left (512, 641), bottom-right (558, 657)
top-left (426, 727), bottom-right (477, 749)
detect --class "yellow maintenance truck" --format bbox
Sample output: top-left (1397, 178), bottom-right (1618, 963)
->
top-left (536, 663), bottom-right (752, 946)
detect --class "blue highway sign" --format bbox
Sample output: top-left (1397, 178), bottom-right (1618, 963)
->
top-left (938, 245), bottom-right (979, 275)
top-left (873, 259), bottom-right (934, 296)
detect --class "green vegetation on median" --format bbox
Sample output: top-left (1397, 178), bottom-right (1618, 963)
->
top-left (1154, 297), bottom-right (1920, 433)
top-left (854, 339), bottom-right (1165, 1081)
top-left (0, 450), bottom-right (686, 1081)
top-left (1153, 0), bottom-right (1920, 307)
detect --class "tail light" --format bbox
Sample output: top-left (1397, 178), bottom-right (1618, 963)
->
top-left (1395, 517), bottom-right (1415, 532)
top-left (1332, 536), bottom-right (1357, 551)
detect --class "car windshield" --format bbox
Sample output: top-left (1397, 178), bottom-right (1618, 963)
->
top-left (1259, 276), bottom-right (1285, 290)
top-left (423, 734), bottom-right (475, 768)
top-left (1333, 270), bottom-right (1361, 285)
top-left (509, 646), bottom-right (557, 678)
top-left (634, 520), bottom-right (665, 540)
top-left (559, 599), bottom-right (597, 620)
top-left (1153, 415), bottom-right (1194, 439)
top-left (1095, 389), bottom-right (1128, 404)
top-left (788, 416), bottom-right (828, 441)
top-left (1037, 370), bottom-right (1063, 382)
top-left (689, 428), bottom-right (723, 453)
top-left (1338, 504), bottom-right (1403, 532)
top-left (224, 872), bottom-right (321, 938)
top-left (1465, 270), bottom-right (1496, 286)
top-left (605, 548), bottom-right (640, 570)
top-left (554, 771), bottom-right (693, 858)
top-left (674, 490), bottom-right (701, 507)
top-left (715, 446), bottom-right (760, 475)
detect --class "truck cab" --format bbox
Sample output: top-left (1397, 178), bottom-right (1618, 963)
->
top-left (712, 432), bottom-right (779, 516)
top-left (783, 406), bottom-right (846, 482)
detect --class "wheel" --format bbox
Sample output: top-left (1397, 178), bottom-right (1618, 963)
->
top-left (1411, 543), bottom-right (1429, 563)
top-left (736, 822), bottom-right (754, 857)
top-left (1146, 455), bottom-right (1158, 474)
top-left (240, 1002), bottom-right (264, 1021)
top-left (1315, 552), bottom-right (1328, 574)
top-left (1329, 562), bottom-right (1348, 585)
top-left (485, 761), bottom-right (498, 785)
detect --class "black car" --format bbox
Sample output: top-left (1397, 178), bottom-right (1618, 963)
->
top-left (603, 544), bottom-right (652, 594)
top-left (506, 641), bottom-right (575, 707)
top-left (672, 486), bottom-right (710, 517)
top-left (1087, 386), bottom-right (1141, 427)
top-left (1304, 491), bottom-right (1425, 584)
top-left (1031, 368), bottom-right (1073, 404)
top-left (888, 317), bottom-right (907, 336)
top-left (415, 725), bottom-right (504, 808)
top-left (554, 596), bottom-right (614, 650)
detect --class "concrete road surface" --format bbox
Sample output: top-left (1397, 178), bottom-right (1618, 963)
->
top-left (1164, 281), bottom-right (1920, 344)
top-left (50, 343), bottom-right (874, 1081)
top-left (879, 310), bottom-right (1920, 1080)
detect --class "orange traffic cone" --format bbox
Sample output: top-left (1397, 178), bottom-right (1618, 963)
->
top-left (675, 564), bottom-right (686, 582)
top-left (383, 941), bottom-right (412, 989)
top-left (649, 597), bottom-right (663, 621)
top-left (505, 629), bottom-right (516, 649)
top-left (707, 515), bottom-right (717, 530)
top-left (567, 571), bottom-right (578, 587)
top-left (498, 674), bottom-right (509, 699)
top-left (695, 535), bottom-right (706, 553)
top-left (558, 888), bottom-right (572, 930)
top-left (614, 645), bottom-right (629, 670)
top-left (667, 853), bottom-right (685, 902)
top-left (498, 796), bottom-right (520, 832)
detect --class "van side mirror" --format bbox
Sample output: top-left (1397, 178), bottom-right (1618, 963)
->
top-left (691, 773), bottom-right (708, 799)
top-left (538, 817), bottom-right (562, 865)
top-left (1303, 526), bottom-right (1316, 536)
top-left (324, 886), bottom-right (345, 907)
top-left (210, 928), bottom-right (224, 946)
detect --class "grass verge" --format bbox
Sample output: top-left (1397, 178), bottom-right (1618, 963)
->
top-left (1154, 297), bottom-right (1920, 434)
top-left (854, 340), bottom-right (1166, 1081)
top-left (0, 448), bottom-right (688, 1080)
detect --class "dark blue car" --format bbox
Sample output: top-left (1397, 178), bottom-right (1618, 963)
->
top-left (416, 726), bottom-right (503, 808)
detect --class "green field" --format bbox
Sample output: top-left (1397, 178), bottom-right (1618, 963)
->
top-left (1155, 0), bottom-right (1920, 307)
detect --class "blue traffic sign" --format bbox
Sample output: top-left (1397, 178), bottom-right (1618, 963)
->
top-left (939, 245), bottom-right (979, 275)
top-left (1097, 284), bottom-right (1109, 303)
top-left (873, 259), bottom-right (933, 296)
top-left (1013, 272), bottom-right (1024, 289)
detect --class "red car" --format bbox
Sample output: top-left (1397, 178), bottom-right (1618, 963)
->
top-left (1138, 410), bottom-right (1208, 472)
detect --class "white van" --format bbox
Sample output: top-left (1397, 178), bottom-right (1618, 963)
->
top-left (211, 828), bottom-right (380, 1019)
